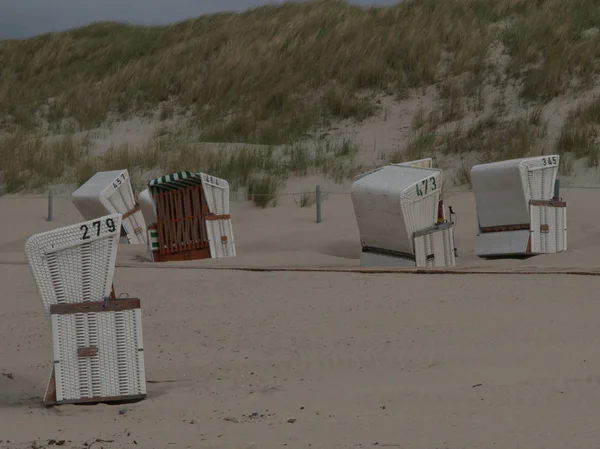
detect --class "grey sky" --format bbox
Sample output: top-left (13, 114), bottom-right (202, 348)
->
top-left (0, 0), bottom-right (399, 40)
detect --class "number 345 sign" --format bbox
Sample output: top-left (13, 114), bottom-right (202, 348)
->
top-left (81, 218), bottom-right (118, 240)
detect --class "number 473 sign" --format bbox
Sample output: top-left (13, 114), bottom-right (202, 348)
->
top-left (415, 176), bottom-right (438, 197)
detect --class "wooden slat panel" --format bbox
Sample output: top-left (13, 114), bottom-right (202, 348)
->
top-left (49, 393), bottom-right (146, 406)
top-left (185, 188), bottom-right (196, 246)
top-left (155, 185), bottom-right (208, 255)
top-left (177, 189), bottom-right (185, 251)
top-left (163, 191), bottom-right (175, 253)
top-left (529, 199), bottom-right (567, 207)
top-left (205, 214), bottom-right (231, 221)
top-left (175, 189), bottom-right (182, 252)
top-left (196, 187), bottom-right (206, 245)
top-left (78, 347), bottom-right (98, 357)
top-left (122, 204), bottom-right (141, 220)
top-left (50, 299), bottom-right (141, 315)
top-left (180, 189), bottom-right (188, 251)
top-left (156, 189), bottom-right (168, 254)
top-left (168, 190), bottom-right (177, 253)
top-left (184, 189), bottom-right (194, 250)
top-left (480, 224), bottom-right (530, 233)
top-left (169, 190), bottom-right (177, 253)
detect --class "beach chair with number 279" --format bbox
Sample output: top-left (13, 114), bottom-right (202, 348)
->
top-left (24, 213), bottom-right (146, 405)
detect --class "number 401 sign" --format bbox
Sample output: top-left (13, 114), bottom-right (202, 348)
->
top-left (81, 218), bottom-right (118, 240)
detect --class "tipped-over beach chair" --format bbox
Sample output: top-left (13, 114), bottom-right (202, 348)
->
top-left (24, 213), bottom-right (146, 405)
top-left (351, 160), bottom-right (457, 268)
top-left (471, 155), bottom-right (567, 258)
top-left (138, 171), bottom-right (236, 263)
top-left (72, 169), bottom-right (147, 245)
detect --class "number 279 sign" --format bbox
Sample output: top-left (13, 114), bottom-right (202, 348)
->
top-left (81, 218), bottom-right (118, 240)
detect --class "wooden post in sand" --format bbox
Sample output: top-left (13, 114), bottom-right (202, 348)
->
top-left (316, 184), bottom-right (322, 223)
top-left (47, 189), bottom-right (53, 222)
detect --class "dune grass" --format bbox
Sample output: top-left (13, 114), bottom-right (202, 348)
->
top-left (2, 0), bottom-right (600, 194)
top-left (392, 102), bottom-right (554, 186)
top-left (0, 128), bottom-right (361, 206)
top-left (0, 131), bottom-right (90, 193)
top-left (557, 97), bottom-right (600, 167)
top-left (393, 112), bottom-right (546, 166)
top-left (453, 157), bottom-right (473, 188)
top-left (2, 0), bottom-right (600, 143)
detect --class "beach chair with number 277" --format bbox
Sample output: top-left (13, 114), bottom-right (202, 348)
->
top-left (24, 213), bottom-right (146, 405)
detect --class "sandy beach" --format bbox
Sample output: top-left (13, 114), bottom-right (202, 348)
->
top-left (2, 185), bottom-right (600, 449)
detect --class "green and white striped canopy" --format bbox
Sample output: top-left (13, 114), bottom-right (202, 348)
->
top-left (148, 171), bottom-right (204, 192)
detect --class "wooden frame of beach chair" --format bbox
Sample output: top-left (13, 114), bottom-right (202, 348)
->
top-left (24, 213), bottom-right (146, 406)
top-left (140, 171), bottom-right (236, 263)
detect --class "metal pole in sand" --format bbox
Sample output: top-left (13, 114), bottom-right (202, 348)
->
top-left (316, 184), bottom-right (322, 223)
top-left (47, 189), bottom-right (53, 221)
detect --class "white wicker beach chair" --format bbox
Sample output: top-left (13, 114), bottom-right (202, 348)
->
top-left (72, 170), bottom-right (148, 245)
top-left (471, 155), bottom-right (567, 258)
top-left (24, 213), bottom-right (146, 405)
top-left (140, 171), bottom-right (236, 262)
top-left (351, 163), bottom-right (457, 268)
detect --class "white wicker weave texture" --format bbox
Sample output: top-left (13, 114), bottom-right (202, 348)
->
top-left (414, 226), bottom-right (456, 268)
top-left (24, 213), bottom-right (122, 316)
top-left (475, 230), bottom-right (531, 257)
top-left (51, 307), bottom-right (146, 402)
